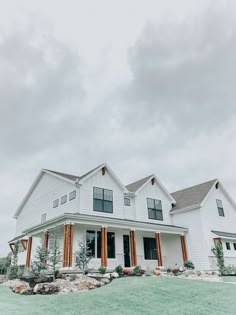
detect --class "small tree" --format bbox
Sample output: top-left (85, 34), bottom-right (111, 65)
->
top-left (30, 243), bottom-right (48, 276)
top-left (0, 254), bottom-right (11, 275)
top-left (212, 242), bottom-right (225, 275)
top-left (48, 237), bottom-right (61, 281)
top-left (74, 241), bottom-right (92, 274)
top-left (8, 241), bottom-right (19, 279)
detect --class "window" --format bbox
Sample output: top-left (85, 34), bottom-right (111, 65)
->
top-left (53, 199), bottom-right (59, 208)
top-left (41, 213), bottom-right (46, 224)
top-left (226, 242), bottom-right (231, 250)
top-left (61, 195), bottom-right (67, 205)
top-left (93, 187), bottom-right (113, 213)
top-left (147, 198), bottom-right (163, 221)
top-left (143, 237), bottom-right (157, 260)
top-left (107, 232), bottom-right (115, 258)
top-left (234, 243), bottom-right (236, 250)
top-left (86, 230), bottom-right (95, 257)
top-left (216, 199), bottom-right (225, 217)
top-left (69, 190), bottom-right (76, 201)
top-left (124, 198), bottom-right (131, 206)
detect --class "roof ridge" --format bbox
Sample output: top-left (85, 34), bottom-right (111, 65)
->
top-left (171, 178), bottom-right (218, 195)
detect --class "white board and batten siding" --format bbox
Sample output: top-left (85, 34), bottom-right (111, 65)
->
top-left (200, 184), bottom-right (236, 268)
top-left (15, 173), bottom-right (79, 236)
top-left (135, 180), bottom-right (173, 225)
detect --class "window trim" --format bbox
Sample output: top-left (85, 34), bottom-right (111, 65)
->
top-left (147, 198), bottom-right (163, 221)
top-left (93, 187), bottom-right (113, 213)
top-left (216, 199), bottom-right (225, 217)
top-left (226, 242), bottom-right (231, 250)
top-left (69, 190), bottom-right (76, 201)
top-left (124, 197), bottom-right (131, 206)
top-left (86, 230), bottom-right (115, 259)
top-left (143, 237), bottom-right (157, 260)
top-left (61, 195), bottom-right (67, 205)
top-left (53, 199), bottom-right (59, 208)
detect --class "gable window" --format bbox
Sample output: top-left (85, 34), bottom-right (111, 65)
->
top-left (147, 198), bottom-right (163, 221)
top-left (53, 199), bottom-right (59, 208)
top-left (69, 190), bottom-right (76, 201)
top-left (61, 195), bottom-right (67, 205)
top-left (226, 242), bottom-right (231, 250)
top-left (143, 237), bottom-right (157, 260)
top-left (41, 213), bottom-right (46, 224)
top-left (86, 230), bottom-right (95, 257)
top-left (107, 232), bottom-right (116, 258)
top-left (124, 198), bottom-right (131, 206)
top-left (216, 199), bottom-right (225, 217)
top-left (234, 243), bottom-right (236, 251)
top-left (93, 187), bottom-right (113, 213)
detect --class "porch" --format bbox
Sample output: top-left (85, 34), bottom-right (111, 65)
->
top-left (11, 214), bottom-right (188, 271)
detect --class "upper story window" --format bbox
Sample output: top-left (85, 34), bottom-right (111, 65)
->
top-left (226, 242), bottom-right (231, 250)
top-left (53, 199), bottom-right (59, 208)
top-left (234, 243), bottom-right (236, 251)
top-left (93, 187), bottom-right (113, 213)
top-left (124, 197), bottom-right (131, 206)
top-left (61, 195), bottom-right (67, 205)
top-left (216, 199), bottom-right (225, 217)
top-left (69, 190), bottom-right (76, 201)
top-left (147, 198), bottom-right (163, 221)
top-left (41, 213), bottom-right (46, 224)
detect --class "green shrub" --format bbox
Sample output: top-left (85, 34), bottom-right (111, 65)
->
top-left (184, 260), bottom-right (195, 269)
top-left (212, 243), bottom-right (225, 275)
top-left (115, 265), bottom-right (123, 274)
top-left (99, 266), bottom-right (107, 274)
top-left (167, 268), bottom-right (172, 273)
top-left (223, 265), bottom-right (236, 275)
top-left (133, 265), bottom-right (142, 275)
top-left (145, 271), bottom-right (152, 277)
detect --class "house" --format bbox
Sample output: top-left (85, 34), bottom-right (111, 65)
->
top-left (8, 163), bottom-right (236, 271)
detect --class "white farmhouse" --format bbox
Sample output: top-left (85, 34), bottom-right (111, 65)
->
top-left (9, 163), bottom-right (236, 271)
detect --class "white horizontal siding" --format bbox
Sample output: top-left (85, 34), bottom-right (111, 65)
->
top-left (15, 173), bottom-right (79, 236)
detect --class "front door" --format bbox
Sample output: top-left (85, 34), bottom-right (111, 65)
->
top-left (123, 235), bottom-right (131, 267)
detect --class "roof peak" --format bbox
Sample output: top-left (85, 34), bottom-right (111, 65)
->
top-left (171, 178), bottom-right (218, 195)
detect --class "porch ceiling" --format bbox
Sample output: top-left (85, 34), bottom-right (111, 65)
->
top-left (22, 213), bottom-right (188, 237)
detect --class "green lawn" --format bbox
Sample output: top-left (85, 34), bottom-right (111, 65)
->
top-left (0, 277), bottom-right (236, 315)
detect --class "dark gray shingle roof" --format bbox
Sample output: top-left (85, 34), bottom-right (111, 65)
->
top-left (212, 230), bottom-right (236, 239)
top-left (126, 175), bottom-right (153, 193)
top-left (170, 179), bottom-right (218, 212)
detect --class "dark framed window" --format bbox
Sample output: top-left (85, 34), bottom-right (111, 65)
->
top-left (53, 199), bottom-right (59, 208)
top-left (93, 187), bottom-right (113, 213)
top-left (69, 190), bottom-right (76, 201)
top-left (143, 237), bottom-right (157, 260)
top-left (226, 242), bottom-right (231, 250)
top-left (86, 230), bottom-right (95, 257)
top-left (41, 213), bottom-right (46, 223)
top-left (216, 199), bottom-right (225, 217)
top-left (147, 198), bottom-right (163, 221)
top-left (234, 243), bottom-right (236, 250)
top-left (124, 198), bottom-right (131, 206)
top-left (107, 232), bottom-right (115, 258)
top-left (61, 195), bottom-right (67, 205)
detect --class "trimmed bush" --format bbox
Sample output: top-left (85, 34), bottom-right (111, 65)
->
top-left (184, 260), bottom-right (195, 270)
top-left (98, 266), bottom-right (107, 274)
top-left (115, 265), bottom-right (123, 274)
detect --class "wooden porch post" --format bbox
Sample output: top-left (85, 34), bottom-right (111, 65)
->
top-left (26, 237), bottom-right (33, 268)
top-left (130, 230), bottom-right (137, 266)
top-left (155, 233), bottom-right (163, 266)
top-left (180, 235), bottom-right (188, 262)
top-left (63, 224), bottom-right (74, 267)
top-left (43, 231), bottom-right (49, 263)
top-left (101, 227), bottom-right (107, 267)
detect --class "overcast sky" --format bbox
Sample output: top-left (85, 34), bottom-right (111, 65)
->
top-left (1, 0), bottom-right (236, 256)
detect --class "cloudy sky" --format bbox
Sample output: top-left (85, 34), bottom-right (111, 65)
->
top-left (1, 0), bottom-right (236, 256)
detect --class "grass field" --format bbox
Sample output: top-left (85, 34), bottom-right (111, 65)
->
top-left (0, 277), bottom-right (236, 315)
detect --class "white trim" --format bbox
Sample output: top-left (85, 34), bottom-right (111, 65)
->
top-left (135, 175), bottom-right (176, 204)
top-left (170, 204), bottom-right (201, 215)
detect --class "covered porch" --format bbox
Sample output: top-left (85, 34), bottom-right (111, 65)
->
top-left (13, 214), bottom-right (188, 271)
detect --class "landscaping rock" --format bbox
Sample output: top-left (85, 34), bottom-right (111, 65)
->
top-left (111, 272), bottom-right (119, 279)
top-left (20, 288), bottom-right (34, 295)
top-left (33, 283), bottom-right (59, 295)
top-left (2, 279), bottom-right (22, 289)
top-left (13, 281), bottom-right (30, 294)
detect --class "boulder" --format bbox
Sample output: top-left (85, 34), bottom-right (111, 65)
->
top-left (13, 281), bottom-right (30, 294)
top-left (153, 268), bottom-right (161, 276)
top-left (33, 283), bottom-right (59, 295)
top-left (111, 272), bottom-right (119, 279)
top-left (20, 288), bottom-right (34, 295)
top-left (2, 279), bottom-right (21, 289)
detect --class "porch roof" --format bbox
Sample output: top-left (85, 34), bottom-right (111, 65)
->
top-left (22, 213), bottom-right (188, 236)
top-left (212, 230), bottom-right (236, 240)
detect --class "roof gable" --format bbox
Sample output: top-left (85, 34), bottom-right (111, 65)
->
top-left (170, 179), bottom-right (218, 213)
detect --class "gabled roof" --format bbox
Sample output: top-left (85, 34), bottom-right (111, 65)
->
top-left (170, 179), bottom-right (218, 212)
top-left (126, 175), bottom-right (153, 193)
top-left (44, 169), bottom-right (80, 181)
